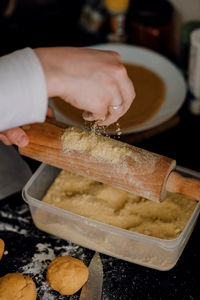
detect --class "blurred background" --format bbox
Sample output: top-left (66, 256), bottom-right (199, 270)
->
top-left (0, 0), bottom-right (200, 62)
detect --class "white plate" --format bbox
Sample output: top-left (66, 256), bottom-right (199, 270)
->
top-left (52, 43), bottom-right (187, 134)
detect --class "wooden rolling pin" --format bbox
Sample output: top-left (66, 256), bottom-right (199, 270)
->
top-left (19, 121), bottom-right (200, 202)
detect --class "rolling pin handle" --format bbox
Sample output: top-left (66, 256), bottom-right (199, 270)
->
top-left (166, 171), bottom-right (200, 201)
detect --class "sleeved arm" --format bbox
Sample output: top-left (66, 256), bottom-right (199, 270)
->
top-left (0, 48), bottom-right (48, 131)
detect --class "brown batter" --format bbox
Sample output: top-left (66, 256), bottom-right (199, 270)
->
top-left (42, 170), bottom-right (196, 240)
top-left (52, 63), bottom-right (165, 132)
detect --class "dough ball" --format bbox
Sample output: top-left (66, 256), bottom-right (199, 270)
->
top-left (46, 256), bottom-right (89, 295)
top-left (0, 273), bottom-right (37, 300)
top-left (0, 239), bottom-right (5, 261)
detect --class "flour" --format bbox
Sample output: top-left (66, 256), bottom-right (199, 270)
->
top-left (0, 206), bottom-right (30, 234)
top-left (0, 210), bottom-right (29, 221)
top-left (61, 127), bottom-right (136, 164)
top-left (18, 241), bottom-right (87, 299)
top-left (0, 222), bottom-right (28, 235)
top-left (0, 204), bottom-right (30, 222)
top-left (20, 242), bottom-right (86, 275)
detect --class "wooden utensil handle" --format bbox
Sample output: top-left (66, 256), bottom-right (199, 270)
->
top-left (19, 121), bottom-right (176, 202)
top-left (166, 171), bottom-right (200, 201)
top-left (19, 121), bottom-right (66, 167)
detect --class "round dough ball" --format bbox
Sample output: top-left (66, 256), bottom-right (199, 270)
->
top-left (47, 256), bottom-right (89, 295)
top-left (0, 273), bottom-right (37, 300)
top-left (0, 239), bottom-right (5, 261)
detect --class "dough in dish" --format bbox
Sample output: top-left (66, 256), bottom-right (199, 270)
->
top-left (42, 170), bottom-right (197, 240)
top-left (0, 273), bottom-right (37, 300)
top-left (0, 239), bottom-right (4, 261)
top-left (46, 256), bottom-right (89, 295)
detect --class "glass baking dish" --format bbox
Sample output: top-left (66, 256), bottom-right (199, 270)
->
top-left (22, 163), bottom-right (200, 271)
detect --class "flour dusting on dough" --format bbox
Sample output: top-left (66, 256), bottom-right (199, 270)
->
top-left (61, 127), bottom-right (158, 168)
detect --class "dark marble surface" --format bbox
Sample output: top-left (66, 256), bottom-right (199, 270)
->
top-left (1, 189), bottom-right (200, 300)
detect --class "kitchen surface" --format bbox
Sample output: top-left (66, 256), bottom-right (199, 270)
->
top-left (1, 0), bottom-right (200, 299)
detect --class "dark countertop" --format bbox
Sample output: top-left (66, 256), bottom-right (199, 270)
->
top-left (1, 102), bottom-right (200, 300)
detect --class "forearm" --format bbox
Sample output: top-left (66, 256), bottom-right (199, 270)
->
top-left (0, 48), bottom-right (48, 131)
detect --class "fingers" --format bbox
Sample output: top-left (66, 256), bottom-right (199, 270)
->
top-left (0, 106), bottom-right (54, 148)
top-left (80, 74), bottom-right (133, 126)
top-left (107, 63), bottom-right (135, 107)
top-left (95, 104), bottom-right (124, 126)
top-left (0, 127), bottom-right (29, 147)
top-left (81, 77), bottom-right (124, 125)
top-left (81, 55), bottom-right (135, 126)
top-left (96, 68), bottom-right (134, 126)
top-left (46, 106), bottom-right (54, 118)
top-left (114, 66), bottom-right (135, 115)
top-left (82, 111), bottom-right (101, 122)
top-left (0, 133), bottom-right (12, 146)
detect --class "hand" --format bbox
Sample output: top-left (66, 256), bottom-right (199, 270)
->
top-left (34, 47), bottom-right (135, 126)
top-left (0, 107), bottom-right (54, 147)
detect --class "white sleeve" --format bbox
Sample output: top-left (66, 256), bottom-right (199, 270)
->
top-left (0, 48), bottom-right (48, 131)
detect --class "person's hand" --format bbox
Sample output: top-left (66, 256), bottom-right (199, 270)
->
top-left (0, 127), bottom-right (29, 147)
top-left (34, 47), bottom-right (135, 126)
top-left (0, 107), bottom-right (54, 147)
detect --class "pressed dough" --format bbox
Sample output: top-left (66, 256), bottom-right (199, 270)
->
top-left (61, 126), bottom-right (143, 164)
top-left (46, 256), bottom-right (89, 295)
top-left (52, 63), bottom-right (165, 132)
top-left (42, 170), bottom-right (197, 240)
top-left (0, 273), bottom-right (37, 300)
top-left (0, 239), bottom-right (4, 261)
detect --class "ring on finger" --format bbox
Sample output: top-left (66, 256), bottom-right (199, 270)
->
top-left (110, 102), bottom-right (123, 110)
